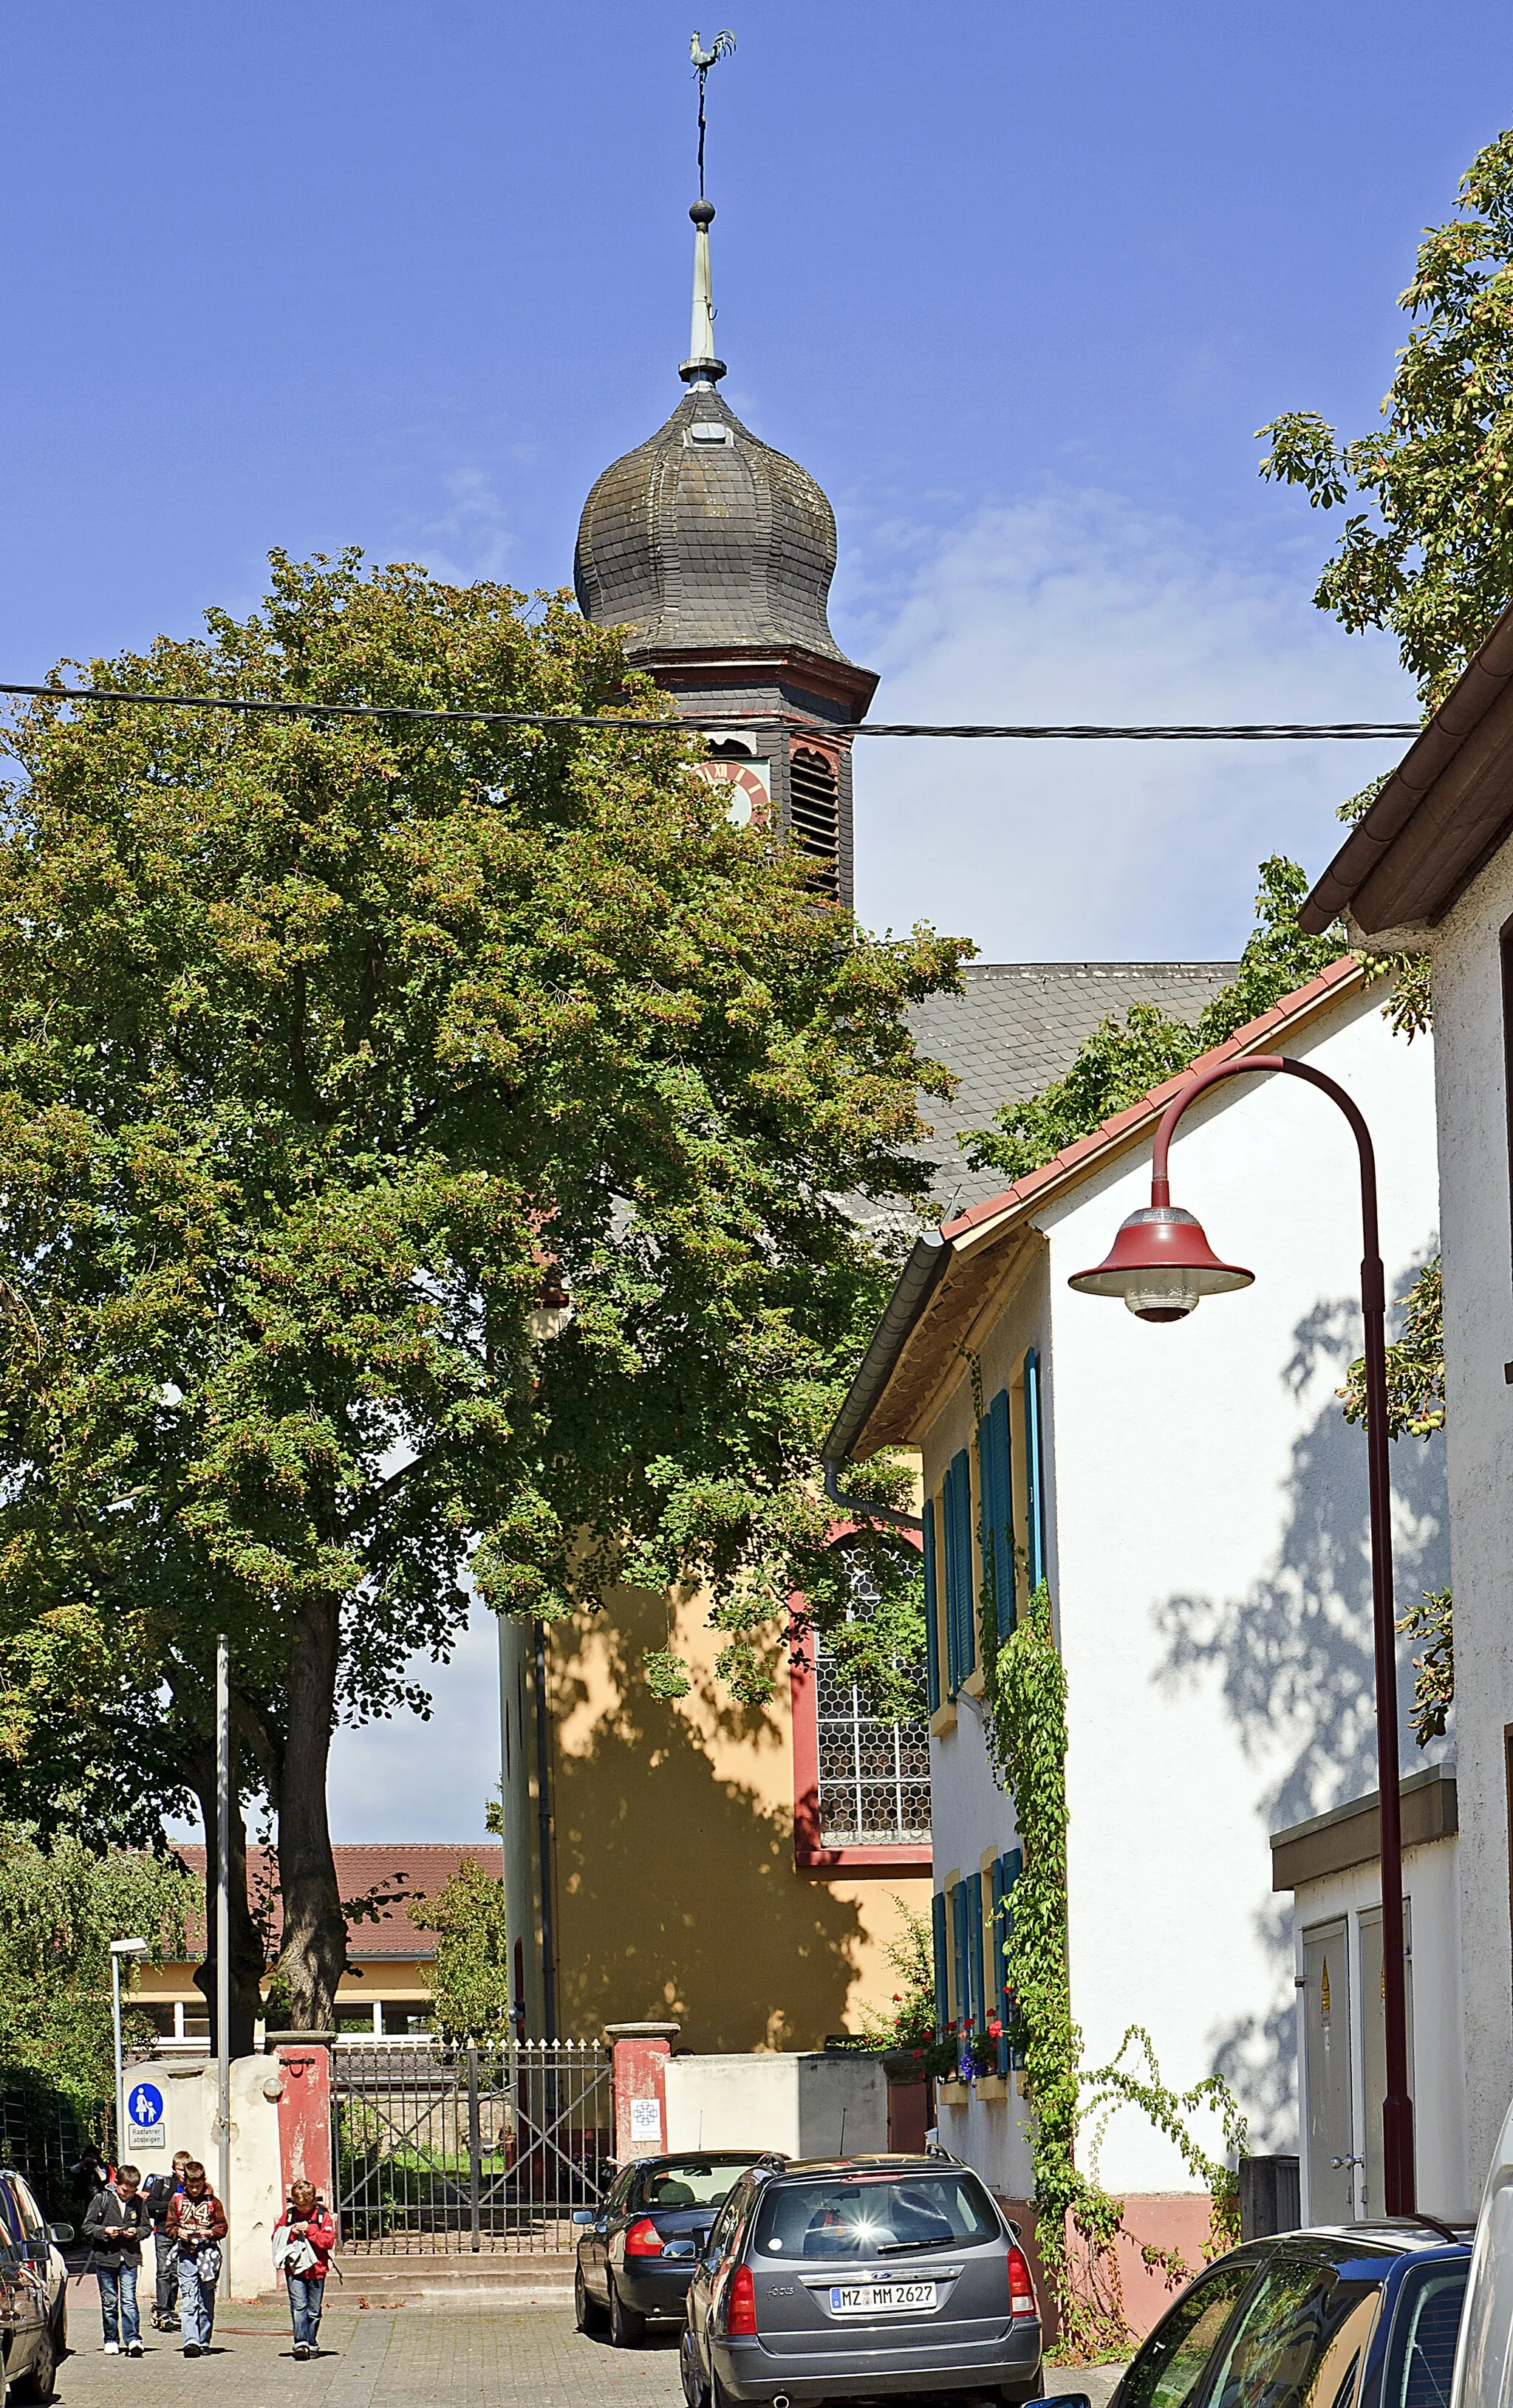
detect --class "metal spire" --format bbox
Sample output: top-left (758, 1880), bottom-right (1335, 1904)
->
top-left (681, 31), bottom-right (734, 387)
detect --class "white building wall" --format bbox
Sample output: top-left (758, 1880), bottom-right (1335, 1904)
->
top-left (1037, 987), bottom-right (1443, 2193)
top-left (1289, 1833), bottom-right (1466, 2221)
top-left (921, 981), bottom-right (1444, 2205)
top-left (1421, 844), bottom-right (1513, 2190)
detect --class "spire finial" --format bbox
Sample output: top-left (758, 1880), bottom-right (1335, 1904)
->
top-left (681, 33), bottom-right (734, 387)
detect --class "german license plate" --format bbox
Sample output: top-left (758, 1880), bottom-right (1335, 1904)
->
top-left (829, 2282), bottom-right (937, 2314)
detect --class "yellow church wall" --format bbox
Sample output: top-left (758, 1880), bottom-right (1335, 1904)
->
top-left (548, 1585), bottom-right (929, 2050)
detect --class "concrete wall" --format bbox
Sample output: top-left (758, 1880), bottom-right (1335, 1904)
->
top-left (921, 979), bottom-right (1444, 2203)
top-left (663, 2052), bottom-right (887, 2158)
top-left (1422, 842), bottom-right (1513, 2189)
top-left (140, 2056), bottom-right (285, 2299)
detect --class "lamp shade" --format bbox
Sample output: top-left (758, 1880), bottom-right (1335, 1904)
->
top-left (1068, 1205), bottom-right (1253, 1323)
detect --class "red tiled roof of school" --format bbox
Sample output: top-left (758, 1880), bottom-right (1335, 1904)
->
top-left (174, 1841), bottom-right (502, 1960)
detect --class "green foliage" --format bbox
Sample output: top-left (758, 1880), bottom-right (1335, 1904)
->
top-left (1258, 126), bottom-right (1513, 711)
top-left (1397, 1591), bottom-right (1454, 1746)
top-left (962, 860), bottom-right (1350, 1183)
top-left (411, 1855), bottom-right (512, 2042)
top-left (0, 549), bottom-right (965, 2015)
top-left (855, 1899), bottom-right (937, 2052)
top-left (0, 1834), bottom-right (197, 2127)
top-left (1339, 1257), bottom-right (1445, 1439)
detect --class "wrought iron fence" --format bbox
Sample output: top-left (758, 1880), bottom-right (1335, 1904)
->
top-left (332, 2039), bottom-right (612, 2254)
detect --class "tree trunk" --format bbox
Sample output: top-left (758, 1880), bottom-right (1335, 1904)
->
top-left (189, 1749), bottom-right (263, 2059)
top-left (275, 1595), bottom-right (348, 2031)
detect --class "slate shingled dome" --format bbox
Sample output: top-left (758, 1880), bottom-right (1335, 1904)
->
top-left (573, 386), bottom-right (854, 664)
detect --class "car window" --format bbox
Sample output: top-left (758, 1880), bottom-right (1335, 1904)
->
top-left (9, 2183), bottom-right (45, 2244)
top-left (1208, 2259), bottom-right (1384, 2408)
top-left (1119, 2259), bottom-right (1260, 2408)
top-left (637, 2159), bottom-right (757, 2209)
top-left (605, 2166), bottom-right (638, 2216)
top-left (1384, 2266), bottom-right (1467, 2408)
top-left (753, 2172), bottom-right (998, 2262)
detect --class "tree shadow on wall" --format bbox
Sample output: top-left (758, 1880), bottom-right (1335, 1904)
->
top-left (547, 1595), bottom-right (867, 2052)
top-left (1151, 1281), bottom-right (1449, 2141)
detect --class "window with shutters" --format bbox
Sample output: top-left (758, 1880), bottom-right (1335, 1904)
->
top-left (815, 1559), bottom-right (931, 1847)
top-left (788, 747), bottom-right (840, 895)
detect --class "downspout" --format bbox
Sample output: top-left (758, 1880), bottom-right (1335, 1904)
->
top-left (822, 1460), bottom-right (922, 1533)
top-left (532, 1618), bottom-right (557, 2042)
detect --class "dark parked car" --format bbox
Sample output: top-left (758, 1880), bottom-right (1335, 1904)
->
top-left (576, 2152), bottom-right (780, 2347)
top-left (680, 2153), bottom-right (1043, 2408)
top-left (1036, 2220), bottom-right (1471, 2408)
top-left (0, 2170), bottom-right (72, 2401)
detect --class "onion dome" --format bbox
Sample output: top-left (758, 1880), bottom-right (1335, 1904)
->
top-left (573, 204), bottom-right (858, 671)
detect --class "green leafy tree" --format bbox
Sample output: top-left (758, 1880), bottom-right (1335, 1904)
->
top-left (411, 1856), bottom-right (512, 2042)
top-left (0, 1833), bottom-right (198, 2129)
top-left (0, 551), bottom-right (963, 2036)
top-left (1258, 126), bottom-right (1513, 711)
top-left (960, 859), bottom-right (1348, 1184)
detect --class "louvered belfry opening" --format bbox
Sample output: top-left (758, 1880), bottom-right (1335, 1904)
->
top-left (788, 745), bottom-right (841, 894)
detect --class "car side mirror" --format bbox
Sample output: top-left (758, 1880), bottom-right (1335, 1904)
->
top-left (47, 2226), bottom-right (74, 2245)
top-left (571, 2210), bottom-right (595, 2226)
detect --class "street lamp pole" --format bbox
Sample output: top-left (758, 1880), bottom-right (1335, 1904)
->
top-left (1069, 1052), bottom-right (1415, 2217)
top-left (109, 1938), bottom-right (150, 2165)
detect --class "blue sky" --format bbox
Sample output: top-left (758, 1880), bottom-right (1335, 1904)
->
top-left (18, 1), bottom-right (1509, 1836)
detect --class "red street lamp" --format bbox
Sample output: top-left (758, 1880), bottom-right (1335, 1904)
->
top-left (1069, 1053), bottom-right (1415, 2218)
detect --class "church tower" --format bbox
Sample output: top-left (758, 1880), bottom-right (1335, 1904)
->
top-left (574, 201), bottom-right (877, 906)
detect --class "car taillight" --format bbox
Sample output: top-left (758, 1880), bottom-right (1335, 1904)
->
top-left (624, 2218), bottom-right (663, 2257)
top-left (726, 2265), bottom-right (757, 2336)
top-left (1007, 2242), bottom-right (1036, 2317)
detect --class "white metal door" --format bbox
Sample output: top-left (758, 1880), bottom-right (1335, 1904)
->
top-left (1302, 1919), bottom-right (1355, 2222)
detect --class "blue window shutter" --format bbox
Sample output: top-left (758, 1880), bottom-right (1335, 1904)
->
top-left (966, 1872), bottom-right (984, 2031)
top-left (1000, 1849), bottom-right (1023, 2070)
top-left (1023, 1350), bottom-right (1046, 1592)
top-left (932, 1890), bottom-right (949, 2031)
top-left (941, 1460), bottom-right (960, 1694)
top-left (922, 1496), bottom-right (940, 1714)
top-left (949, 1447), bottom-right (974, 1678)
top-left (985, 1389), bottom-right (1015, 1636)
top-left (951, 1881), bottom-right (969, 2028)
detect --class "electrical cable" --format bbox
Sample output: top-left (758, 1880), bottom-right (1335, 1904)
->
top-left (0, 683), bottom-right (1418, 740)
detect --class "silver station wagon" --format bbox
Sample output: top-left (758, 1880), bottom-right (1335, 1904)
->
top-left (680, 2154), bottom-right (1042, 2408)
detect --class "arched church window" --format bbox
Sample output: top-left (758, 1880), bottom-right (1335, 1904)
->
top-left (788, 748), bottom-right (840, 896)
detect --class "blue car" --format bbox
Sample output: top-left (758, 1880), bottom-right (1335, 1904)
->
top-left (1039, 2219), bottom-right (1471, 2408)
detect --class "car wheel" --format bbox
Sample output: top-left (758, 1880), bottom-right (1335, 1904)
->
top-left (680, 2327), bottom-right (710, 2408)
top-left (575, 2262), bottom-right (606, 2335)
top-left (608, 2279), bottom-right (646, 2348)
top-left (13, 2325), bottom-right (55, 2405)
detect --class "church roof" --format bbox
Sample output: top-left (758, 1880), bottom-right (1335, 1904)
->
top-left (906, 960), bottom-right (1240, 1214)
top-left (574, 383), bottom-right (855, 665)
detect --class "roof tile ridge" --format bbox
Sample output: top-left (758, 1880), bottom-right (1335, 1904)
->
top-left (937, 954), bottom-right (1362, 1240)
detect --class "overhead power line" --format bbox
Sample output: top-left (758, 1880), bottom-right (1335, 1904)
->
top-left (0, 682), bottom-right (1418, 741)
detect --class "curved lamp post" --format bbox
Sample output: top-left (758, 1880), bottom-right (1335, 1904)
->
top-left (1068, 1053), bottom-right (1415, 2218)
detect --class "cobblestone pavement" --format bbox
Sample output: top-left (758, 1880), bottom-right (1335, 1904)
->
top-left (55, 2288), bottom-right (1126, 2408)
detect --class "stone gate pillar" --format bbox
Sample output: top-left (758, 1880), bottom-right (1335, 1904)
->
top-left (605, 2020), bottom-right (680, 2161)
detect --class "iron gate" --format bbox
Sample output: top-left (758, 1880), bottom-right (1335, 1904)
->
top-left (332, 2039), bottom-right (612, 2254)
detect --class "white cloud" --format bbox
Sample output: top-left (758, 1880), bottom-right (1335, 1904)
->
top-left (844, 490), bottom-right (1414, 962)
top-left (400, 467), bottom-right (520, 584)
top-left (326, 1605), bottom-right (502, 1842)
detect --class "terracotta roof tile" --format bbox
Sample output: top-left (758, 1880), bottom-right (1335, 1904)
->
top-left (174, 1841), bottom-right (501, 1960)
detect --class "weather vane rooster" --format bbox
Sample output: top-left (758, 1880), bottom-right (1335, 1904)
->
top-left (690, 28), bottom-right (736, 198)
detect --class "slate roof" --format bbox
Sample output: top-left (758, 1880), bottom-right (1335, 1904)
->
top-left (174, 1842), bottom-right (501, 1960)
top-left (575, 386), bottom-right (858, 664)
top-left (906, 960), bottom-right (1239, 1214)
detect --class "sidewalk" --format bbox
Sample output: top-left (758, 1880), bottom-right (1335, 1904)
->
top-left (55, 2297), bottom-right (1129, 2408)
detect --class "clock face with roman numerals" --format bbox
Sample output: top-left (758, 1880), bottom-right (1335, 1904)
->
top-left (695, 757), bottom-right (771, 828)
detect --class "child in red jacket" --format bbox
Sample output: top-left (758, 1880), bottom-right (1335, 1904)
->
top-left (272, 2180), bottom-right (337, 2359)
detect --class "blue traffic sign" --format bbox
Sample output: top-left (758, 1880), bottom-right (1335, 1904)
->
top-left (128, 2082), bottom-right (164, 2128)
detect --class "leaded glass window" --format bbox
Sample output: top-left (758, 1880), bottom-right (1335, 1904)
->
top-left (816, 1561), bottom-right (931, 1847)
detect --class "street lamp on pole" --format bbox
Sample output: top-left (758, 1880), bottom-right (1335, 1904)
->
top-left (1068, 1052), bottom-right (1415, 2217)
top-left (109, 1938), bottom-right (150, 2164)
